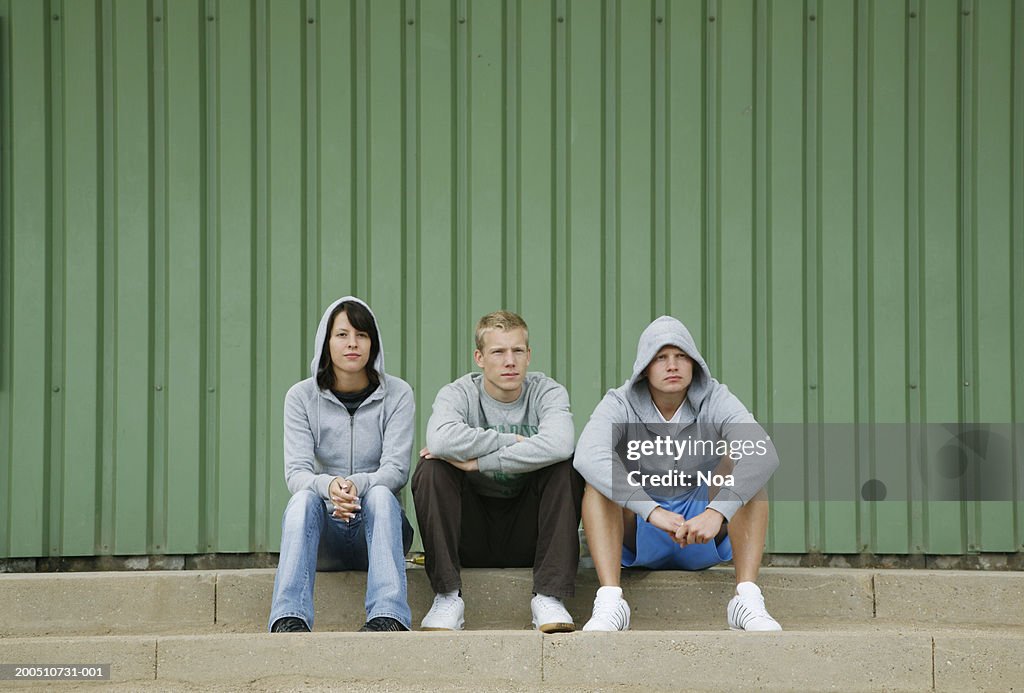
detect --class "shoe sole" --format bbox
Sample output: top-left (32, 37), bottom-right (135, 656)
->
top-left (728, 625), bottom-right (783, 632)
top-left (537, 622), bottom-right (575, 634)
top-left (581, 625), bottom-right (630, 632)
top-left (420, 626), bottom-right (464, 631)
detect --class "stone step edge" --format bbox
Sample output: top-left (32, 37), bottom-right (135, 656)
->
top-left (1, 630), bottom-right (1021, 691)
top-left (3, 567), bottom-right (1024, 636)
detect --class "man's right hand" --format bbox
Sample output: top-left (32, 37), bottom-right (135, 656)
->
top-left (420, 446), bottom-right (479, 472)
top-left (647, 506), bottom-right (685, 538)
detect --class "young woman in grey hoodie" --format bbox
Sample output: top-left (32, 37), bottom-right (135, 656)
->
top-left (268, 296), bottom-right (416, 633)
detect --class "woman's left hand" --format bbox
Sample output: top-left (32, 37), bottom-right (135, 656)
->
top-left (329, 477), bottom-right (361, 521)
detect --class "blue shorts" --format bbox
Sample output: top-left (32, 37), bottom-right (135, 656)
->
top-left (621, 486), bottom-right (732, 571)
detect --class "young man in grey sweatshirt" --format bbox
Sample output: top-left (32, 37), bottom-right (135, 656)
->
top-left (573, 315), bottom-right (782, 631)
top-left (413, 311), bottom-right (583, 632)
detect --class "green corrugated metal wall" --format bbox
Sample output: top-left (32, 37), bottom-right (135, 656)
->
top-left (1, 0), bottom-right (1021, 559)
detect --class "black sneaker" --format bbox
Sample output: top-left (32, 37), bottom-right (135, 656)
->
top-left (271, 616), bottom-right (310, 633)
top-left (358, 616), bottom-right (409, 632)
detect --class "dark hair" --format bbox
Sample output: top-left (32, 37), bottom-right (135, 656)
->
top-left (316, 301), bottom-right (381, 391)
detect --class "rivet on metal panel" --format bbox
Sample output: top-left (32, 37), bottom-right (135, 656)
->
top-left (962, 9), bottom-right (970, 15)
top-left (208, 387), bottom-right (216, 393)
top-left (809, 384), bottom-right (817, 390)
top-left (557, 16), bottom-right (564, 23)
top-left (809, 14), bottom-right (816, 21)
top-left (155, 16), bottom-right (162, 22)
top-left (909, 383), bottom-right (917, 389)
top-left (655, 16), bottom-right (663, 24)
top-left (155, 385), bottom-right (163, 391)
top-left (963, 381), bottom-right (970, 387)
top-left (909, 11), bottom-right (917, 18)
top-left (52, 386), bottom-right (61, 393)
top-left (308, 17), bottom-right (314, 24)
top-left (52, 14), bottom-right (60, 20)
top-left (709, 16), bottom-right (716, 22)
top-left (407, 18), bottom-right (414, 25)
top-left (208, 15), bottom-right (215, 21)
top-left (458, 17), bottom-right (465, 24)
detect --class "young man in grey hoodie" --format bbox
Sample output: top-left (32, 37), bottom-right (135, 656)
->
top-left (413, 311), bottom-right (583, 632)
top-left (574, 315), bottom-right (782, 631)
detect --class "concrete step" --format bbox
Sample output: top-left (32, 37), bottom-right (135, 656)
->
top-left (1, 628), bottom-right (1022, 691)
top-left (2, 567), bottom-right (1023, 637)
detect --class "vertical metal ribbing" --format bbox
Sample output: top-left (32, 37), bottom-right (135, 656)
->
top-left (601, 0), bottom-right (619, 391)
top-left (1012, 0), bottom-right (1024, 552)
top-left (905, 0), bottom-right (925, 553)
top-left (402, 0), bottom-right (419, 383)
top-left (905, 0), bottom-right (921, 425)
top-left (958, 0), bottom-right (978, 551)
top-left (303, 0), bottom-right (318, 347)
top-left (354, 0), bottom-right (369, 298)
top-left (552, 0), bottom-right (568, 384)
top-left (503, 0), bottom-right (519, 309)
top-left (753, 0), bottom-right (770, 421)
top-left (0, 0), bottom-right (12, 557)
top-left (454, 0), bottom-right (469, 373)
top-left (201, 0), bottom-right (219, 552)
top-left (252, 0), bottom-right (269, 551)
top-left (149, 0), bottom-right (168, 554)
top-left (803, 0), bottom-right (822, 552)
top-left (652, 0), bottom-right (667, 315)
top-left (854, 0), bottom-right (873, 552)
top-left (46, 0), bottom-right (63, 558)
top-left (98, 0), bottom-right (116, 555)
top-left (958, 0), bottom-right (977, 426)
top-left (703, 0), bottom-right (719, 365)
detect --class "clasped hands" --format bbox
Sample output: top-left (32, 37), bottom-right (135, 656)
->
top-left (648, 506), bottom-right (725, 547)
top-left (329, 477), bottom-right (360, 521)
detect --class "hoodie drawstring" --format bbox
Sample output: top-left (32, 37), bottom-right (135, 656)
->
top-left (316, 395), bottom-right (321, 446)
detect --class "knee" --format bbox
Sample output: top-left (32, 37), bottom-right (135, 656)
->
top-left (362, 484), bottom-right (399, 513)
top-left (412, 457), bottom-right (453, 494)
top-left (281, 489), bottom-right (322, 531)
top-left (541, 459), bottom-right (584, 498)
top-left (285, 489), bottom-right (322, 514)
top-left (583, 483), bottom-right (616, 510)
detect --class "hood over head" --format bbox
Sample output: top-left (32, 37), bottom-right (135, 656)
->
top-left (309, 296), bottom-right (386, 385)
top-left (625, 315), bottom-right (713, 416)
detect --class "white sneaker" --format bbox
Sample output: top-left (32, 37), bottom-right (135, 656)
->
top-left (420, 591), bottom-right (465, 631)
top-left (531, 594), bottom-right (575, 633)
top-left (582, 585), bottom-right (631, 632)
top-left (727, 582), bottom-right (782, 631)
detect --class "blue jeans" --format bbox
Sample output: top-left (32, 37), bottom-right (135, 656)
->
top-left (268, 486), bottom-right (413, 630)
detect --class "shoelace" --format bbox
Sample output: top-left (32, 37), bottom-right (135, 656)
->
top-left (733, 594), bottom-right (771, 624)
top-left (592, 598), bottom-right (627, 626)
top-left (432, 595), bottom-right (461, 614)
top-left (534, 595), bottom-right (563, 610)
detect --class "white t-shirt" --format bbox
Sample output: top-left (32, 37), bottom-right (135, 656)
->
top-left (657, 403), bottom-right (683, 424)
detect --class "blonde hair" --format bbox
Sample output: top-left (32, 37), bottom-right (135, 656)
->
top-left (475, 311), bottom-right (529, 351)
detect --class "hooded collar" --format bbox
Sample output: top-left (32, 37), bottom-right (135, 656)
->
top-left (310, 296), bottom-right (387, 398)
top-left (624, 315), bottom-right (713, 422)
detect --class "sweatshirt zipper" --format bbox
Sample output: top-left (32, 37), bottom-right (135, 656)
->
top-left (349, 411), bottom-right (355, 478)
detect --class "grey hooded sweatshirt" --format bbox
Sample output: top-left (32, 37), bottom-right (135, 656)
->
top-left (573, 316), bottom-right (778, 521)
top-left (425, 372), bottom-right (576, 498)
top-left (283, 296), bottom-right (415, 500)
